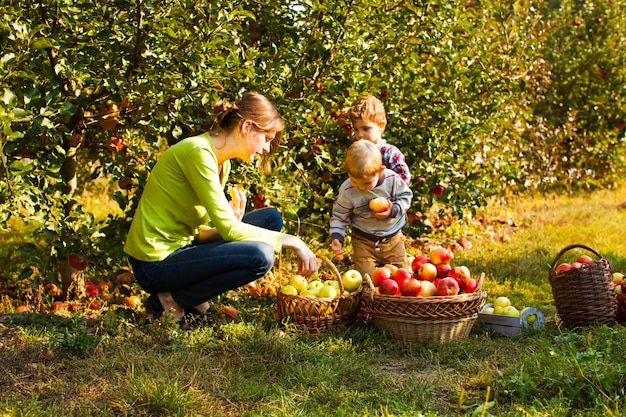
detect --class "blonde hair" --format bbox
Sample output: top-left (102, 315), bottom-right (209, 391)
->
top-left (348, 95), bottom-right (387, 129)
top-left (213, 92), bottom-right (284, 173)
top-left (345, 140), bottom-right (382, 178)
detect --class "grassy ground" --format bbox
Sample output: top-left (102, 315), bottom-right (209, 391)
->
top-left (2, 185), bottom-right (626, 416)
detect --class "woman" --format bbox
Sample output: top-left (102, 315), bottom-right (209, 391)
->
top-left (124, 92), bottom-right (318, 325)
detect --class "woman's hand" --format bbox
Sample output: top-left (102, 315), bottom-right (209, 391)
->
top-left (229, 186), bottom-right (247, 221)
top-left (282, 234), bottom-right (318, 278)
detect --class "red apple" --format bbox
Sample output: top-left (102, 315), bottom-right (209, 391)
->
top-left (392, 268), bottom-right (413, 287)
top-left (400, 278), bottom-right (422, 296)
top-left (576, 255), bottom-right (593, 265)
top-left (371, 267), bottom-right (393, 286)
top-left (429, 247), bottom-right (453, 265)
top-left (68, 254), bottom-right (89, 270)
top-left (430, 185), bottom-right (444, 196)
top-left (222, 305), bottom-right (238, 320)
top-left (50, 301), bottom-right (66, 311)
top-left (411, 254), bottom-right (430, 274)
top-left (433, 278), bottom-right (442, 288)
top-left (462, 278), bottom-right (478, 293)
top-left (369, 197), bottom-right (391, 213)
top-left (44, 283), bottom-right (61, 296)
top-left (84, 281), bottom-right (99, 297)
top-left (418, 262), bottom-right (438, 281)
top-left (379, 278), bottom-right (400, 296)
top-left (436, 263), bottom-right (452, 278)
top-left (436, 277), bottom-right (460, 296)
top-left (571, 261), bottom-right (583, 269)
top-left (555, 263), bottom-right (571, 273)
top-left (449, 266), bottom-right (471, 284)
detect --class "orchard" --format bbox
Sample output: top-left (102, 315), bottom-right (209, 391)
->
top-left (1, 1), bottom-right (626, 303)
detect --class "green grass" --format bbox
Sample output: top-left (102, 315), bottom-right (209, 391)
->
top-left (3, 185), bottom-right (626, 416)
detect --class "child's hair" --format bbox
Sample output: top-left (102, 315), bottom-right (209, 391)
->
top-left (345, 140), bottom-right (383, 178)
top-left (213, 92), bottom-right (284, 173)
top-left (347, 95), bottom-right (387, 129)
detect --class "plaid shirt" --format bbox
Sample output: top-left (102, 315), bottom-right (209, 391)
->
top-left (378, 139), bottom-right (411, 185)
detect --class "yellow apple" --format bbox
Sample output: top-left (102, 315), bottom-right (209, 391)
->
top-left (613, 272), bottom-right (624, 286)
top-left (289, 275), bottom-right (308, 293)
top-left (483, 307), bottom-right (495, 314)
top-left (503, 306), bottom-right (520, 317)
top-left (419, 280), bottom-right (438, 297)
top-left (280, 285), bottom-right (298, 296)
top-left (341, 269), bottom-right (363, 292)
top-left (494, 296), bottom-right (511, 308)
top-left (318, 285), bottom-right (338, 298)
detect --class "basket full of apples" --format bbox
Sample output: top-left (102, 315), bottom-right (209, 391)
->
top-left (548, 244), bottom-right (616, 327)
top-left (276, 255), bottom-right (363, 335)
top-left (361, 247), bottom-right (487, 343)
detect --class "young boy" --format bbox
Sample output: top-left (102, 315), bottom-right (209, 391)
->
top-left (329, 140), bottom-right (413, 278)
top-left (348, 95), bottom-right (411, 185)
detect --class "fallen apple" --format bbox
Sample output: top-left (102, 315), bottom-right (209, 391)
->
top-left (222, 305), bottom-right (238, 320)
top-left (84, 281), bottom-right (99, 297)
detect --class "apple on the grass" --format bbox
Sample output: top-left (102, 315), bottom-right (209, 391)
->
top-left (411, 254), bottom-right (430, 274)
top-left (429, 247), bottom-right (453, 265)
top-left (379, 278), bottom-right (400, 296)
top-left (419, 280), bottom-right (438, 297)
top-left (392, 268), bottom-right (413, 287)
top-left (576, 255), bottom-right (593, 265)
top-left (400, 278), bottom-right (422, 296)
top-left (371, 267), bottom-right (392, 286)
top-left (341, 269), bottom-right (363, 292)
top-left (418, 262), bottom-right (438, 281)
top-left (84, 281), bottom-right (99, 297)
top-left (555, 263), bottom-right (571, 273)
top-left (436, 277), bottom-right (460, 296)
top-left (369, 197), bottom-right (391, 213)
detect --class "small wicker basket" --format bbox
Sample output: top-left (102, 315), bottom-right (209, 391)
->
top-left (276, 255), bottom-right (362, 335)
top-left (548, 244), bottom-right (616, 327)
top-left (361, 273), bottom-right (487, 343)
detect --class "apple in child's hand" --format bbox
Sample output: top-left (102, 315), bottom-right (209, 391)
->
top-left (371, 267), bottom-right (392, 286)
top-left (379, 278), bottom-right (400, 295)
top-left (576, 255), bottom-right (593, 265)
top-left (341, 269), bottom-right (363, 292)
top-left (436, 277), bottom-right (460, 296)
top-left (400, 278), bottom-right (422, 296)
top-left (420, 280), bottom-right (438, 297)
top-left (411, 254), bottom-right (430, 274)
top-left (392, 268), bottom-right (412, 287)
top-left (429, 247), bottom-right (453, 265)
top-left (369, 197), bottom-right (391, 213)
top-left (418, 262), bottom-right (438, 281)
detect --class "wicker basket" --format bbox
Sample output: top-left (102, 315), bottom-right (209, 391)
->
top-left (616, 293), bottom-right (626, 325)
top-left (548, 244), bottom-right (616, 327)
top-left (276, 255), bottom-right (362, 335)
top-left (361, 273), bottom-right (487, 343)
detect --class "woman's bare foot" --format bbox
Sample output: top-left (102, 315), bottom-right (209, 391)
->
top-left (157, 292), bottom-right (184, 319)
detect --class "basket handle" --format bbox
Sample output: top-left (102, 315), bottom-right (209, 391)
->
top-left (363, 273), bottom-right (376, 301)
top-left (316, 254), bottom-right (344, 294)
top-left (549, 244), bottom-right (605, 274)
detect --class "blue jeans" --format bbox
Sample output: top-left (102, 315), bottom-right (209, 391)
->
top-left (129, 207), bottom-right (282, 308)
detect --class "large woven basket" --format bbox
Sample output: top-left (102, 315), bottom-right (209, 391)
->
top-left (361, 273), bottom-right (487, 343)
top-left (276, 255), bottom-right (362, 335)
top-left (548, 244), bottom-right (616, 327)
